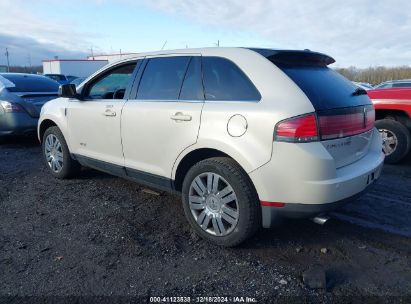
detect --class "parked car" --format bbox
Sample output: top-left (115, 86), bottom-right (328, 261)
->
top-left (44, 74), bottom-right (70, 84)
top-left (0, 73), bottom-right (59, 137)
top-left (374, 80), bottom-right (411, 89)
top-left (368, 88), bottom-right (411, 163)
top-left (70, 77), bottom-right (86, 87)
top-left (352, 81), bottom-right (373, 90)
top-left (38, 48), bottom-right (384, 246)
top-left (66, 75), bottom-right (78, 82)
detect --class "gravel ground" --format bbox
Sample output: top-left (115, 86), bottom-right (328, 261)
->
top-left (1, 136), bottom-right (411, 303)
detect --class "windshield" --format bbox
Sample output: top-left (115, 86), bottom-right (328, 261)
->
top-left (2, 74), bottom-right (59, 93)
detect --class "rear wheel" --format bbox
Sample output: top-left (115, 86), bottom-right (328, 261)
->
top-left (182, 157), bottom-right (261, 247)
top-left (42, 126), bottom-right (81, 178)
top-left (376, 119), bottom-right (411, 164)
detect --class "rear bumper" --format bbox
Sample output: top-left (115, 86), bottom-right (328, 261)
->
top-left (0, 112), bottom-right (38, 136)
top-left (249, 128), bottom-right (385, 228)
top-left (261, 183), bottom-right (376, 227)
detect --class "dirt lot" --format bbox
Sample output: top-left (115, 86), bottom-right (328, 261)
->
top-left (1, 136), bottom-right (411, 303)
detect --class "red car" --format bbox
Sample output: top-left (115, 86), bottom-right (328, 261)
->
top-left (368, 88), bottom-right (411, 163)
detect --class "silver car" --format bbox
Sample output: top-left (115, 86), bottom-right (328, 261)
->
top-left (0, 73), bottom-right (59, 137)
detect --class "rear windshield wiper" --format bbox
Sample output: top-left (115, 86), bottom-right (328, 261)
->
top-left (351, 88), bottom-right (368, 96)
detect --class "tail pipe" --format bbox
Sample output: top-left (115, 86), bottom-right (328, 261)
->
top-left (312, 215), bottom-right (330, 225)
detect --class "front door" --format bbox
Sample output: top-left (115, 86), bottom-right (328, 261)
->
top-left (67, 62), bottom-right (138, 166)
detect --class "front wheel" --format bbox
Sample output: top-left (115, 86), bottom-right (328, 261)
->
top-left (182, 157), bottom-right (261, 247)
top-left (42, 126), bottom-right (81, 179)
top-left (376, 119), bottom-right (411, 164)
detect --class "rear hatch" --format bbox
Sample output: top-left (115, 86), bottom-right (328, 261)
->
top-left (253, 49), bottom-right (375, 168)
top-left (15, 92), bottom-right (58, 118)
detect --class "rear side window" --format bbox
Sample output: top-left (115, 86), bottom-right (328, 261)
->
top-left (2, 75), bottom-right (59, 93)
top-left (179, 57), bottom-right (204, 100)
top-left (277, 65), bottom-right (371, 110)
top-left (392, 82), bottom-right (411, 88)
top-left (377, 83), bottom-right (392, 89)
top-left (202, 57), bottom-right (260, 101)
top-left (137, 56), bottom-right (191, 100)
top-left (46, 74), bottom-right (66, 81)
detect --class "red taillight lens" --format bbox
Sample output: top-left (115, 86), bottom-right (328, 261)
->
top-left (275, 113), bottom-right (319, 142)
top-left (365, 106), bottom-right (375, 129)
top-left (319, 105), bottom-right (375, 140)
top-left (0, 101), bottom-right (25, 113)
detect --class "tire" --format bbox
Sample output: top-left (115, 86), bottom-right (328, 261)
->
top-left (42, 126), bottom-right (81, 179)
top-left (182, 157), bottom-right (261, 247)
top-left (375, 119), bottom-right (411, 164)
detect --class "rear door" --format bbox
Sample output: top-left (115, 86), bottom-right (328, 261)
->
top-left (121, 55), bottom-right (204, 186)
top-left (66, 61), bottom-right (139, 166)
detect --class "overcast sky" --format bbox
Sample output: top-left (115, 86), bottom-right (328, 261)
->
top-left (0, 0), bottom-right (410, 68)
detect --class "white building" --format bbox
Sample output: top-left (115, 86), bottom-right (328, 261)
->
top-left (87, 52), bottom-right (139, 63)
top-left (42, 59), bottom-right (109, 78)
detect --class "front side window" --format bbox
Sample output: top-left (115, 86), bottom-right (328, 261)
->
top-left (202, 57), bottom-right (260, 101)
top-left (86, 63), bottom-right (137, 100)
top-left (137, 56), bottom-right (191, 100)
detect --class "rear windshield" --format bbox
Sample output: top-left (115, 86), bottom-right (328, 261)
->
top-left (276, 65), bottom-right (371, 110)
top-left (2, 74), bottom-right (59, 93)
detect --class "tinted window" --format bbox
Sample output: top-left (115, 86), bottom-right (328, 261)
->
top-left (202, 57), bottom-right (260, 101)
top-left (376, 83), bottom-right (392, 89)
top-left (137, 56), bottom-right (191, 100)
top-left (87, 63), bottom-right (136, 99)
top-left (278, 65), bottom-right (371, 110)
top-left (46, 74), bottom-right (66, 81)
top-left (2, 74), bottom-right (59, 92)
top-left (392, 82), bottom-right (411, 88)
top-left (179, 57), bottom-right (204, 100)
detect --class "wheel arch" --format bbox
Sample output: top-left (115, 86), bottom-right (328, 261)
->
top-left (375, 109), bottom-right (411, 131)
top-left (173, 146), bottom-right (254, 192)
top-left (38, 119), bottom-right (58, 143)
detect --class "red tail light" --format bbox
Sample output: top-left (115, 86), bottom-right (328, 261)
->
top-left (319, 106), bottom-right (375, 140)
top-left (275, 106), bottom-right (375, 143)
top-left (275, 113), bottom-right (319, 142)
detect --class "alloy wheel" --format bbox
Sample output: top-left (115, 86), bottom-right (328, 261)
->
top-left (45, 134), bottom-right (64, 173)
top-left (188, 172), bottom-right (239, 236)
top-left (379, 129), bottom-right (398, 156)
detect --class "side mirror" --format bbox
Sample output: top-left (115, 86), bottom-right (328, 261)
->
top-left (58, 84), bottom-right (78, 98)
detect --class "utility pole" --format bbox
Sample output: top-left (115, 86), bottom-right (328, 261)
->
top-left (27, 54), bottom-right (32, 73)
top-left (5, 48), bottom-right (10, 72)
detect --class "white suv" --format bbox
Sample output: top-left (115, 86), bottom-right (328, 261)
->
top-left (38, 48), bottom-right (384, 246)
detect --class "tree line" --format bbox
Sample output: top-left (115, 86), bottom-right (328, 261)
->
top-left (335, 66), bottom-right (411, 85)
top-left (2, 64), bottom-right (411, 87)
top-left (6, 65), bottom-right (43, 74)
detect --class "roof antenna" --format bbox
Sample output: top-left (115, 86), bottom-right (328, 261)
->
top-left (161, 41), bottom-right (167, 50)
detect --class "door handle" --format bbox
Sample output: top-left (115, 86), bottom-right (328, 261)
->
top-left (103, 109), bottom-right (116, 117)
top-left (170, 112), bottom-right (192, 122)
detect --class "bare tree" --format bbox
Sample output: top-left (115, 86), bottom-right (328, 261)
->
top-left (336, 66), bottom-right (411, 85)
